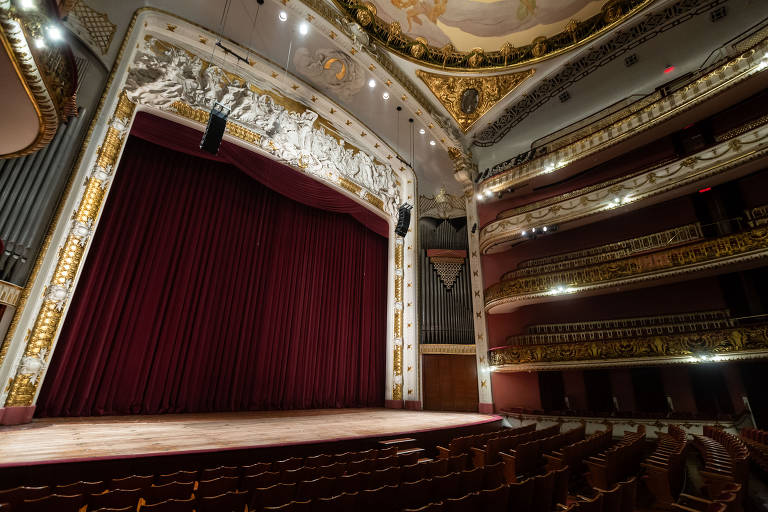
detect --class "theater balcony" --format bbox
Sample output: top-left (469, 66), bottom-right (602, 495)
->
top-left (0, 0), bottom-right (78, 158)
top-left (475, 36), bottom-right (768, 202)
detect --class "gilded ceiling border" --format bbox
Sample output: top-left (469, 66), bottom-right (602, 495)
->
top-left (479, 123), bottom-right (768, 254)
top-left (478, 34), bottom-right (768, 193)
top-left (0, 4), bottom-right (59, 158)
top-left (489, 324), bottom-right (768, 370)
top-left (0, 9), bottom-right (421, 411)
top-left (330, 0), bottom-right (654, 72)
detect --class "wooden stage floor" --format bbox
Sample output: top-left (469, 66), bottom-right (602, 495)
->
top-left (0, 408), bottom-right (499, 467)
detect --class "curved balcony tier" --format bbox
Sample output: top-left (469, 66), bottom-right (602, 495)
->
top-left (480, 121), bottom-right (768, 254)
top-left (485, 227), bottom-right (768, 314)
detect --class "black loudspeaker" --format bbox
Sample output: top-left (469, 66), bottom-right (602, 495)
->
top-left (395, 203), bottom-right (413, 237)
top-left (200, 103), bottom-right (230, 155)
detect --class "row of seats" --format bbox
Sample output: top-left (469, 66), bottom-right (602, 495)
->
top-left (543, 427), bottom-right (614, 474)
top-left (500, 426), bottom-right (586, 482)
top-left (693, 427), bottom-right (749, 499)
top-left (585, 428), bottom-right (646, 490)
top-left (436, 423), bottom-right (540, 459)
top-left (472, 425), bottom-right (581, 471)
top-left (740, 427), bottom-right (768, 472)
top-left (641, 425), bottom-right (688, 509)
top-left (562, 476), bottom-right (637, 512)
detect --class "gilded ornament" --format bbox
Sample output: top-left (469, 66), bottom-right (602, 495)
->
top-left (386, 21), bottom-right (401, 45)
top-left (416, 69), bottom-right (535, 132)
top-left (531, 37), bottom-right (548, 58)
top-left (602, 0), bottom-right (624, 23)
top-left (500, 42), bottom-right (515, 66)
top-left (410, 37), bottom-right (428, 59)
top-left (565, 19), bottom-right (580, 43)
top-left (355, 2), bottom-right (376, 27)
top-left (440, 43), bottom-right (454, 67)
top-left (467, 48), bottom-right (485, 68)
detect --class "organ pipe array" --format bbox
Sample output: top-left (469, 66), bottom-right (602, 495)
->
top-left (419, 218), bottom-right (474, 344)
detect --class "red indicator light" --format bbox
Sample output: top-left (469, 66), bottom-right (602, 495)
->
top-left (664, 65), bottom-right (675, 74)
top-left (699, 187), bottom-right (712, 193)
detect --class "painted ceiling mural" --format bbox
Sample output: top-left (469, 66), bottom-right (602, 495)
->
top-left (371, 0), bottom-right (602, 50)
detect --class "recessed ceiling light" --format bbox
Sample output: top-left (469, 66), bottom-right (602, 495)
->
top-left (278, 11), bottom-right (288, 21)
top-left (368, 79), bottom-right (376, 88)
top-left (382, 92), bottom-right (389, 100)
top-left (299, 22), bottom-right (309, 35)
top-left (429, 140), bottom-right (436, 146)
top-left (19, 0), bottom-right (36, 10)
top-left (47, 25), bottom-right (62, 41)
top-left (34, 37), bottom-right (46, 48)
top-left (418, 128), bottom-right (425, 135)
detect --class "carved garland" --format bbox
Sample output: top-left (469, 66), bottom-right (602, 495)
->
top-left (393, 237), bottom-right (404, 400)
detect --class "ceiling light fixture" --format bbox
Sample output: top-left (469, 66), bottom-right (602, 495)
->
top-left (34, 37), bottom-right (46, 48)
top-left (429, 140), bottom-right (436, 146)
top-left (484, 189), bottom-right (493, 197)
top-left (368, 78), bottom-right (376, 88)
top-left (47, 25), bottom-right (63, 41)
top-left (19, 0), bottom-right (35, 9)
top-left (418, 128), bottom-right (425, 135)
top-left (382, 92), bottom-right (389, 100)
top-left (278, 11), bottom-right (287, 21)
top-left (476, 193), bottom-right (483, 200)
top-left (298, 22), bottom-right (309, 35)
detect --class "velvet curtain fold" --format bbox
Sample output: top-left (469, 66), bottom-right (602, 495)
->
top-left (37, 126), bottom-right (388, 416)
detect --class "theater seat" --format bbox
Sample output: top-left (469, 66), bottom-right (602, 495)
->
top-left (109, 475), bottom-right (153, 490)
top-left (197, 476), bottom-right (239, 498)
top-left (23, 494), bottom-right (84, 512)
top-left (263, 500), bottom-right (312, 511)
top-left (139, 497), bottom-right (196, 512)
top-left (0, 486), bottom-right (50, 510)
top-left (200, 465), bottom-right (239, 480)
top-left (404, 503), bottom-right (445, 512)
top-left (314, 492), bottom-right (359, 512)
top-left (144, 482), bottom-right (195, 504)
top-left (156, 471), bottom-right (198, 485)
top-left (444, 492), bottom-right (479, 512)
top-left (88, 488), bottom-right (142, 510)
top-left (197, 490), bottom-right (248, 512)
top-left (55, 481), bottom-right (106, 496)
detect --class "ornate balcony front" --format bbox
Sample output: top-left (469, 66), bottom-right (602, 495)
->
top-left (0, 0), bottom-right (77, 158)
top-left (485, 227), bottom-right (768, 314)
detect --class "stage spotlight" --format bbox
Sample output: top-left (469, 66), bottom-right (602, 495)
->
top-left (200, 102), bottom-right (230, 155)
top-left (395, 203), bottom-right (413, 237)
top-left (47, 25), bottom-right (63, 40)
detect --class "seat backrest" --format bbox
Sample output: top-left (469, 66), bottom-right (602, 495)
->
top-left (88, 487), bottom-right (142, 510)
top-left (460, 466), bottom-right (485, 494)
top-left (508, 477), bottom-right (535, 512)
top-left (553, 466), bottom-right (570, 507)
top-left (251, 482), bottom-right (297, 510)
top-left (532, 471), bottom-right (555, 512)
top-left (198, 490), bottom-right (248, 512)
top-left (241, 471), bottom-right (281, 492)
top-left (317, 461), bottom-right (347, 478)
top-left (200, 466), bottom-right (239, 481)
top-left (336, 471), bottom-right (368, 493)
top-left (55, 481), bottom-right (105, 496)
top-left (273, 457), bottom-right (303, 472)
top-left (241, 462), bottom-right (272, 477)
top-left (478, 484), bottom-right (510, 510)
top-left (0, 486), bottom-right (50, 509)
top-left (314, 492), bottom-right (359, 512)
top-left (156, 470), bottom-right (198, 485)
top-left (197, 476), bottom-right (239, 498)
top-left (619, 476), bottom-right (637, 512)
top-left (304, 454), bottom-right (333, 467)
top-left (109, 475), bottom-right (154, 490)
top-left (23, 494), bottom-right (85, 512)
top-left (426, 458), bottom-right (449, 478)
top-left (295, 476), bottom-right (336, 501)
top-left (444, 492), bottom-right (479, 512)
top-left (598, 485), bottom-right (622, 512)
top-left (483, 461), bottom-right (506, 490)
top-left (140, 497), bottom-right (196, 512)
top-left (282, 466), bottom-right (312, 484)
top-left (144, 481), bottom-right (195, 504)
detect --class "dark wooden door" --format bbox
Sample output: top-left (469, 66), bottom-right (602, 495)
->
top-left (422, 354), bottom-right (479, 412)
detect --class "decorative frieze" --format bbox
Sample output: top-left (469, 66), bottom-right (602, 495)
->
top-left (420, 344), bottom-right (476, 355)
top-left (480, 123), bottom-right (768, 254)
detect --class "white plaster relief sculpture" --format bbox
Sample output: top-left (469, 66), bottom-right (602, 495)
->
top-left (293, 47), bottom-right (366, 98)
top-left (123, 37), bottom-right (401, 215)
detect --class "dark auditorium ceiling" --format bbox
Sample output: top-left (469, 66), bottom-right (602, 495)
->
top-left (66, 0), bottom-right (768, 195)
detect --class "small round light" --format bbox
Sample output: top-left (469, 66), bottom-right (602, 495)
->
top-left (484, 189), bottom-right (493, 197)
top-left (476, 193), bottom-right (483, 200)
top-left (278, 11), bottom-right (288, 21)
top-left (382, 92), bottom-right (390, 100)
top-left (299, 22), bottom-right (309, 35)
top-left (532, 227), bottom-right (536, 233)
top-left (368, 78), bottom-right (376, 88)
top-left (47, 25), bottom-right (62, 41)
top-left (34, 37), bottom-right (46, 48)
top-left (429, 140), bottom-right (436, 146)
top-left (418, 128), bottom-right (425, 135)
top-left (542, 226), bottom-right (548, 232)
top-left (521, 231), bottom-right (527, 236)
top-left (19, 0), bottom-right (36, 10)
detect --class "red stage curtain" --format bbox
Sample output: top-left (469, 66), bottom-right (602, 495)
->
top-left (36, 129), bottom-right (388, 416)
